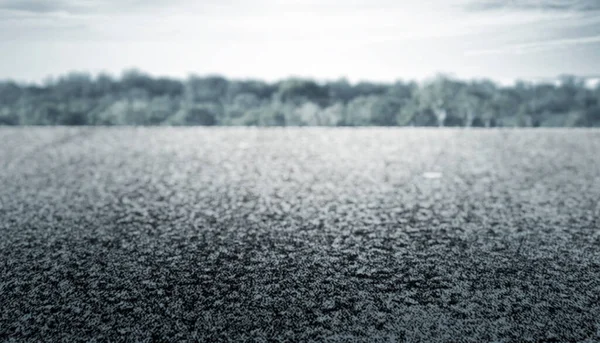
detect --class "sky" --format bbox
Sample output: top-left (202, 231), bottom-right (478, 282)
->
top-left (0, 0), bottom-right (599, 84)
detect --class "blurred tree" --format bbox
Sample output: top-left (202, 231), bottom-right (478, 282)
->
top-left (295, 101), bottom-right (322, 126)
top-left (371, 97), bottom-right (403, 126)
top-left (320, 102), bottom-right (345, 126)
top-left (417, 75), bottom-right (462, 127)
top-left (455, 80), bottom-right (496, 127)
top-left (261, 107), bottom-right (286, 126)
top-left (396, 100), bottom-right (418, 126)
top-left (1, 70), bottom-right (599, 127)
top-left (224, 93), bottom-right (262, 124)
top-left (0, 82), bottom-right (23, 105)
top-left (226, 80), bottom-right (275, 102)
top-left (170, 106), bottom-right (217, 126)
top-left (345, 96), bottom-right (378, 126)
top-left (353, 82), bottom-right (388, 97)
top-left (276, 79), bottom-right (330, 107)
top-left (326, 78), bottom-right (355, 103)
top-left (0, 106), bottom-right (18, 125)
top-left (185, 75), bottom-right (228, 104)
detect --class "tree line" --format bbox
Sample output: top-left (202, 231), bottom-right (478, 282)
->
top-left (1, 70), bottom-right (599, 127)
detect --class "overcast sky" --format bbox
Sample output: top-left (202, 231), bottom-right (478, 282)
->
top-left (0, 0), bottom-right (599, 84)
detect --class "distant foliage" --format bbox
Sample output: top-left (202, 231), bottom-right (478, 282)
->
top-left (1, 70), bottom-right (599, 127)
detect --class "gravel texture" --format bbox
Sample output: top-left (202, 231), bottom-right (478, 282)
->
top-left (1, 127), bottom-right (600, 342)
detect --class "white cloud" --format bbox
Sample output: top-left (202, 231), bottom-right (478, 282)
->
top-left (466, 35), bottom-right (600, 55)
top-left (0, 0), bottom-right (598, 82)
top-left (466, 0), bottom-right (600, 12)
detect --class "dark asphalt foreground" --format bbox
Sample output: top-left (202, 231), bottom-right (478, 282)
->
top-left (1, 128), bottom-right (600, 343)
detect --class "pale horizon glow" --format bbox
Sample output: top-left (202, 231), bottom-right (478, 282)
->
top-left (1, 0), bottom-right (599, 84)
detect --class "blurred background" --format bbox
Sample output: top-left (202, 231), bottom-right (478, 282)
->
top-left (0, 0), bottom-right (599, 126)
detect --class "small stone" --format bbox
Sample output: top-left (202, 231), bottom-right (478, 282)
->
top-left (322, 300), bottom-right (336, 311)
top-left (423, 172), bottom-right (442, 179)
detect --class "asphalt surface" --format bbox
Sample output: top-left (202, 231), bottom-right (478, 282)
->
top-left (1, 127), bottom-right (600, 343)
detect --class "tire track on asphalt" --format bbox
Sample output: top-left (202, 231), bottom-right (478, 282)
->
top-left (0, 128), bottom-right (95, 182)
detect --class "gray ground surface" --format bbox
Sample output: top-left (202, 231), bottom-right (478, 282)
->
top-left (1, 127), bottom-right (600, 343)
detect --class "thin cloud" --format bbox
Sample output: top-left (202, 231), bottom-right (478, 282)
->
top-left (0, 0), bottom-right (97, 14)
top-left (1, 0), bottom-right (598, 82)
top-left (466, 34), bottom-right (600, 55)
top-left (0, 0), bottom-right (187, 15)
top-left (467, 0), bottom-right (600, 12)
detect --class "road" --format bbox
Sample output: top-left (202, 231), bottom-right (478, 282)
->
top-left (1, 127), bottom-right (600, 342)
